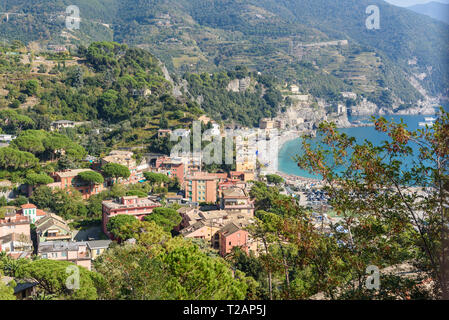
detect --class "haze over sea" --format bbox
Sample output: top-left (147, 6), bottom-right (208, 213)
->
top-left (278, 105), bottom-right (449, 179)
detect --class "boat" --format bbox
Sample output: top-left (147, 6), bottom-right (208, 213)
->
top-left (419, 121), bottom-right (434, 127)
top-left (424, 117), bottom-right (436, 122)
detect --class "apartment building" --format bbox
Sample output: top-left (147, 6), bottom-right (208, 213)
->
top-left (35, 213), bottom-right (72, 243)
top-left (220, 187), bottom-right (255, 217)
top-left (184, 172), bottom-right (219, 203)
top-left (102, 196), bottom-right (161, 236)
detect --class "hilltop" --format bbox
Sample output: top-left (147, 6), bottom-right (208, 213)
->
top-left (407, 1), bottom-right (449, 24)
top-left (0, 0), bottom-right (448, 109)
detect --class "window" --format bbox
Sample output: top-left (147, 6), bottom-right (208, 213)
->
top-left (61, 251), bottom-right (67, 257)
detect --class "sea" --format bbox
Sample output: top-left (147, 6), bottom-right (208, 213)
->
top-left (278, 105), bottom-right (448, 179)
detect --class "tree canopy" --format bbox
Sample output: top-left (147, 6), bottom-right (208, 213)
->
top-left (16, 259), bottom-right (101, 300)
top-left (106, 214), bottom-right (138, 240)
top-left (143, 207), bottom-right (181, 232)
top-left (102, 163), bottom-right (131, 180)
top-left (77, 171), bottom-right (105, 185)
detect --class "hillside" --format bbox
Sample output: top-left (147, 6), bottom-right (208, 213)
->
top-left (0, 0), bottom-right (448, 108)
top-left (0, 41), bottom-right (289, 162)
top-left (0, 41), bottom-right (201, 161)
top-left (407, 2), bottom-right (449, 24)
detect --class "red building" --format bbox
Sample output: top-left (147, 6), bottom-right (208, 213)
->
top-left (102, 196), bottom-right (161, 238)
top-left (158, 160), bottom-right (185, 185)
top-left (217, 222), bottom-right (249, 257)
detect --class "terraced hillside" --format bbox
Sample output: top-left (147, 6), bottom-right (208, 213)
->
top-left (0, 0), bottom-right (448, 107)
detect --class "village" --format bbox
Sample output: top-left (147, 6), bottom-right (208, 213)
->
top-left (0, 94), bottom-right (348, 297)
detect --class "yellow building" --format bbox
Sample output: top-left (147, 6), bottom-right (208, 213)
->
top-left (236, 160), bottom-right (256, 172)
top-left (86, 240), bottom-right (112, 260)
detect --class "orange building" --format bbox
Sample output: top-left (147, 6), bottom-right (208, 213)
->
top-left (184, 172), bottom-right (220, 203)
top-left (48, 169), bottom-right (106, 200)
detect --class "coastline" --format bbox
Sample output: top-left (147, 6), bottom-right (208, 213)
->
top-left (274, 122), bottom-right (373, 183)
top-left (277, 130), bottom-right (302, 153)
top-left (275, 129), bottom-right (323, 184)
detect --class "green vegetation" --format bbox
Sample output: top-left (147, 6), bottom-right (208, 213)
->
top-left (143, 172), bottom-right (171, 193)
top-left (1, 0), bottom-right (446, 106)
top-left (229, 109), bottom-right (449, 299)
top-left (0, 279), bottom-right (15, 300)
top-left (185, 68), bottom-right (283, 126)
top-left (265, 174), bottom-right (284, 185)
top-left (94, 221), bottom-right (250, 300)
top-left (106, 214), bottom-right (138, 240)
top-left (31, 185), bottom-right (87, 219)
top-left (102, 163), bottom-right (131, 180)
top-left (25, 172), bottom-right (53, 186)
top-left (77, 171), bottom-right (104, 185)
top-left (0, 253), bottom-right (100, 300)
top-left (143, 207), bottom-right (182, 232)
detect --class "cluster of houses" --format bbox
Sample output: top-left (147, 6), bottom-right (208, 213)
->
top-left (2, 147), bottom-right (262, 263)
top-left (0, 203), bottom-right (111, 272)
top-left (100, 177), bottom-right (258, 257)
top-left (0, 201), bottom-right (110, 298)
top-left (1, 116), bottom-right (267, 299)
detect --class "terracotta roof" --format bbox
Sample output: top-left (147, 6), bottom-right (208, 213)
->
top-left (36, 209), bottom-right (47, 217)
top-left (186, 172), bottom-right (219, 181)
top-left (21, 204), bottom-right (37, 209)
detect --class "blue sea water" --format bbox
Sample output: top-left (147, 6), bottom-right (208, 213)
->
top-left (278, 105), bottom-right (448, 179)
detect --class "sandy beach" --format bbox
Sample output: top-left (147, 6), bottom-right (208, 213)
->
top-left (274, 129), bottom-right (324, 185)
top-left (276, 130), bottom-right (301, 152)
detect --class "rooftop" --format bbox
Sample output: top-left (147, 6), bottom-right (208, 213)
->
top-left (53, 169), bottom-right (92, 178)
top-left (86, 240), bottom-right (112, 249)
top-left (186, 172), bottom-right (220, 181)
top-left (222, 188), bottom-right (247, 198)
top-left (35, 213), bottom-right (71, 234)
top-left (103, 197), bottom-right (160, 210)
top-left (21, 204), bottom-right (37, 209)
top-left (38, 241), bottom-right (87, 253)
top-left (180, 220), bottom-right (222, 236)
top-left (218, 222), bottom-right (243, 237)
